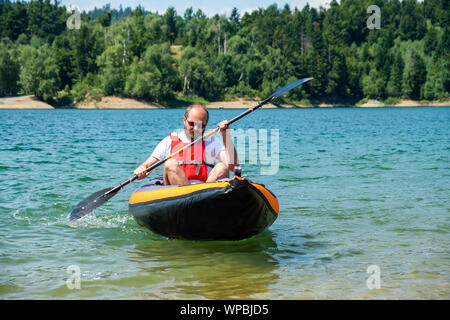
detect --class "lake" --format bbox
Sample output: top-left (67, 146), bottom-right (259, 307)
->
top-left (0, 107), bottom-right (449, 299)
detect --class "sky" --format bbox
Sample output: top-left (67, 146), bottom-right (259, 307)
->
top-left (60, 0), bottom-right (331, 16)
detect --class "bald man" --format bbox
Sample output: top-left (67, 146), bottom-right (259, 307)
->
top-left (134, 104), bottom-right (239, 185)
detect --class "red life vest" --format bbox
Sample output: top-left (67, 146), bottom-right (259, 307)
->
top-left (169, 132), bottom-right (214, 182)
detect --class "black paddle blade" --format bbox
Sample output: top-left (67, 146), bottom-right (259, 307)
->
top-left (69, 187), bottom-right (119, 221)
top-left (269, 77), bottom-right (313, 101)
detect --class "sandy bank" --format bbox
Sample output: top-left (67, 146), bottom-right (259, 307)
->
top-left (1, 95), bottom-right (449, 109)
top-left (0, 95), bottom-right (54, 109)
top-left (426, 100), bottom-right (450, 107)
top-left (358, 99), bottom-right (387, 107)
top-left (209, 98), bottom-right (450, 108)
top-left (75, 96), bottom-right (165, 109)
top-left (206, 99), bottom-right (278, 109)
top-left (77, 97), bottom-right (308, 109)
top-left (357, 99), bottom-right (450, 107)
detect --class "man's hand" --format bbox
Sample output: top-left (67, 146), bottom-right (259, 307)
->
top-left (134, 165), bottom-right (149, 180)
top-left (217, 120), bottom-right (229, 134)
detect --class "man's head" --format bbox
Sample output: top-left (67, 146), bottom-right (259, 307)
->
top-left (183, 104), bottom-right (209, 140)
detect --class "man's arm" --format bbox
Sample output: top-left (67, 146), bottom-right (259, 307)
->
top-left (217, 120), bottom-right (239, 171)
top-left (134, 136), bottom-right (171, 180)
top-left (134, 156), bottom-right (160, 180)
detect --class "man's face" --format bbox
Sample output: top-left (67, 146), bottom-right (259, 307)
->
top-left (183, 108), bottom-right (208, 140)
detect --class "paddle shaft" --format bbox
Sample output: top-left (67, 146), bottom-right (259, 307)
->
top-left (70, 78), bottom-right (312, 220)
top-left (228, 97), bottom-right (274, 126)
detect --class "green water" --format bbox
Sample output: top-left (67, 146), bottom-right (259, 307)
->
top-left (0, 108), bottom-right (449, 299)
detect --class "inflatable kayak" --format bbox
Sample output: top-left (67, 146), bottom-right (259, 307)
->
top-left (129, 176), bottom-right (279, 240)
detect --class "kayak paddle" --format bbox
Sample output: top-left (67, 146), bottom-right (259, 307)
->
top-left (69, 77), bottom-right (313, 220)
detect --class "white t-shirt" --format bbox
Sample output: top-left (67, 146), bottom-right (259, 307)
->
top-left (151, 131), bottom-right (225, 175)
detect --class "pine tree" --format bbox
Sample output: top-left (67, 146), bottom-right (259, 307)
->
top-left (386, 52), bottom-right (404, 97)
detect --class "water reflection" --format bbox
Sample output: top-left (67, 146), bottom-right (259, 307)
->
top-left (127, 230), bottom-right (280, 299)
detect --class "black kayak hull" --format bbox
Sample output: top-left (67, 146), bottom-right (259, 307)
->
top-left (129, 176), bottom-right (279, 240)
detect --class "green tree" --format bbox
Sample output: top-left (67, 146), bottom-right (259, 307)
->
top-left (129, 6), bottom-right (151, 57)
top-left (402, 66), bottom-right (414, 98)
top-left (96, 44), bottom-right (127, 96)
top-left (163, 7), bottom-right (177, 43)
top-left (179, 47), bottom-right (218, 99)
top-left (18, 44), bottom-right (60, 101)
top-left (386, 52), bottom-right (404, 98)
top-left (326, 51), bottom-right (348, 97)
top-left (423, 58), bottom-right (450, 100)
top-left (98, 11), bottom-right (112, 27)
top-left (408, 50), bottom-right (427, 98)
top-left (26, 0), bottom-right (66, 41)
top-left (144, 15), bottom-right (164, 44)
top-left (244, 58), bottom-right (264, 91)
top-left (124, 44), bottom-right (179, 101)
top-left (0, 43), bottom-right (20, 96)
top-left (1, 1), bottom-right (28, 41)
top-left (362, 69), bottom-right (385, 99)
top-left (435, 26), bottom-right (450, 60)
top-left (345, 45), bottom-right (364, 97)
top-left (70, 23), bottom-right (105, 80)
top-left (399, 0), bottom-right (426, 40)
top-left (124, 57), bottom-right (157, 98)
top-left (214, 53), bottom-right (240, 90)
top-left (424, 27), bottom-right (438, 55)
top-left (229, 7), bottom-right (240, 34)
top-left (52, 34), bottom-right (76, 89)
top-left (227, 35), bottom-right (250, 55)
top-left (184, 7), bottom-right (193, 21)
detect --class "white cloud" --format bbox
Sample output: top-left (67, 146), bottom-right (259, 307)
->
top-left (241, 7), bottom-right (257, 15)
top-left (289, 0), bottom-right (331, 10)
top-left (62, 0), bottom-right (332, 16)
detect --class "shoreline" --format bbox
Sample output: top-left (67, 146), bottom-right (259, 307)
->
top-left (0, 95), bottom-right (55, 109)
top-left (1, 95), bottom-right (449, 109)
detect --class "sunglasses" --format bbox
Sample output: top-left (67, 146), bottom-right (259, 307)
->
top-left (186, 120), bottom-right (207, 128)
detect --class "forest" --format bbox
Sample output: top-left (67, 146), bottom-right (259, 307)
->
top-left (0, 0), bottom-right (449, 106)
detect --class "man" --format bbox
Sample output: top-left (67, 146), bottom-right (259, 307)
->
top-left (134, 104), bottom-right (239, 185)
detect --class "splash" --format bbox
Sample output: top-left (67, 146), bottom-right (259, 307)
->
top-left (64, 211), bottom-right (132, 229)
